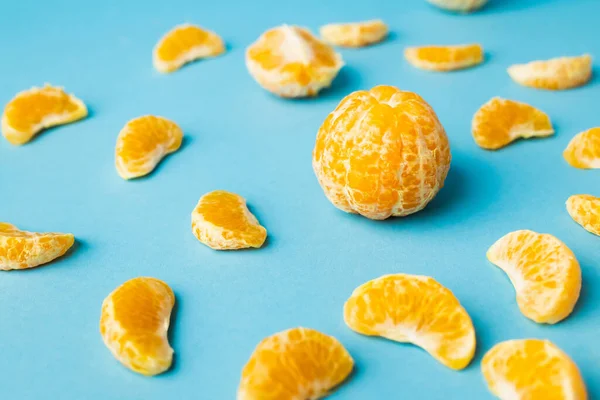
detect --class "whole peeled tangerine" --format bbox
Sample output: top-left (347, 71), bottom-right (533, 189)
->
top-left (313, 85), bottom-right (451, 220)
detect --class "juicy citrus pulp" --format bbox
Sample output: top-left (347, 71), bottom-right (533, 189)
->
top-left (508, 54), bottom-right (592, 90)
top-left (563, 127), bottom-right (600, 169)
top-left (404, 44), bottom-right (483, 71)
top-left (567, 194), bottom-right (600, 237)
top-left (320, 20), bottom-right (388, 48)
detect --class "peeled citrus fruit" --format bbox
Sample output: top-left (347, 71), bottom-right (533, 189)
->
top-left (320, 19), bottom-right (388, 48)
top-left (472, 97), bottom-right (553, 150)
top-left (1, 84), bottom-right (87, 145)
top-left (426, 0), bottom-right (488, 12)
top-left (567, 194), bottom-right (600, 237)
top-left (0, 222), bottom-right (74, 271)
top-left (246, 25), bottom-right (344, 98)
top-left (508, 54), bottom-right (592, 90)
top-left (238, 327), bottom-right (353, 399)
top-left (191, 190), bottom-right (267, 250)
top-left (153, 23), bottom-right (225, 73)
top-left (405, 44), bottom-right (483, 71)
top-left (115, 115), bottom-right (183, 180)
top-left (100, 277), bottom-right (175, 376)
top-left (487, 230), bottom-right (581, 324)
top-left (313, 85), bottom-right (451, 220)
top-left (344, 274), bottom-right (475, 370)
top-left (563, 127), bottom-right (600, 169)
top-left (482, 339), bottom-right (587, 400)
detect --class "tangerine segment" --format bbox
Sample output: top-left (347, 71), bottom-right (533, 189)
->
top-left (153, 23), bottom-right (225, 73)
top-left (508, 54), bottom-right (592, 90)
top-left (0, 223), bottom-right (74, 271)
top-left (482, 339), bottom-right (587, 400)
top-left (191, 190), bottom-right (267, 250)
top-left (404, 44), bottom-right (483, 71)
top-left (246, 25), bottom-right (344, 98)
top-left (563, 127), bottom-right (600, 169)
top-left (100, 277), bottom-right (175, 376)
top-left (1, 84), bottom-right (87, 145)
top-left (567, 195), bottom-right (600, 237)
top-left (320, 20), bottom-right (388, 48)
top-left (487, 230), bottom-right (581, 324)
top-left (115, 115), bottom-right (183, 180)
top-left (427, 0), bottom-right (488, 11)
top-left (238, 327), bottom-right (354, 399)
top-left (472, 97), bottom-right (553, 150)
top-left (344, 274), bottom-right (475, 370)
top-left (313, 85), bottom-right (451, 220)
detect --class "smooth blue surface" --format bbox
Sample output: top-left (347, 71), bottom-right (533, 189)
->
top-left (0, 0), bottom-right (598, 398)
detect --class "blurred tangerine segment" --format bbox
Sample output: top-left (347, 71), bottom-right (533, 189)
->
top-left (191, 190), bottom-right (267, 250)
top-left (567, 195), bottom-right (600, 237)
top-left (487, 230), bottom-right (581, 324)
top-left (238, 327), bottom-right (353, 399)
top-left (115, 115), bottom-right (183, 179)
top-left (1, 84), bottom-right (87, 145)
top-left (344, 274), bottom-right (475, 370)
top-left (0, 222), bottom-right (74, 271)
top-left (100, 277), bottom-right (175, 376)
top-left (313, 85), bottom-right (451, 220)
top-left (404, 44), bottom-right (483, 71)
top-left (320, 19), bottom-right (388, 48)
top-left (563, 127), bottom-right (600, 169)
top-left (482, 339), bottom-right (587, 400)
top-left (246, 25), bottom-right (344, 97)
top-left (508, 54), bottom-right (592, 90)
top-left (427, 0), bottom-right (488, 11)
top-left (472, 97), bottom-right (553, 150)
top-left (153, 23), bottom-right (225, 73)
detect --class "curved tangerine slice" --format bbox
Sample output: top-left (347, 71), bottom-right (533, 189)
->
top-left (0, 222), bottom-right (74, 271)
top-left (344, 274), bottom-right (476, 370)
top-left (405, 44), bottom-right (483, 71)
top-left (482, 339), bottom-right (587, 400)
top-left (238, 327), bottom-right (354, 399)
top-left (472, 97), bottom-right (553, 150)
top-left (567, 195), bottom-right (600, 237)
top-left (320, 20), bottom-right (388, 48)
top-left (563, 127), bottom-right (600, 169)
top-left (191, 190), bottom-right (267, 250)
top-left (100, 277), bottom-right (175, 376)
top-left (115, 115), bottom-right (183, 179)
top-left (487, 230), bottom-right (581, 324)
top-left (1, 84), bottom-right (87, 145)
top-left (246, 25), bottom-right (344, 98)
top-left (427, 0), bottom-right (488, 12)
top-left (153, 23), bottom-right (225, 73)
top-left (508, 54), bottom-right (592, 90)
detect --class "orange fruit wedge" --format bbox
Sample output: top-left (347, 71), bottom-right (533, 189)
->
top-left (0, 222), bottom-right (74, 271)
top-left (1, 84), bottom-right (87, 145)
top-left (508, 54), bottom-right (592, 90)
top-left (404, 44), bottom-right (483, 71)
top-left (100, 277), bottom-right (175, 376)
top-left (427, 0), bottom-right (488, 12)
top-left (115, 115), bottom-right (183, 180)
top-left (344, 274), bottom-right (476, 370)
top-left (246, 25), bottom-right (344, 98)
top-left (563, 127), bottom-right (600, 169)
top-left (238, 327), bottom-right (354, 399)
top-left (472, 97), bottom-right (554, 150)
top-left (567, 194), bottom-right (600, 237)
top-left (320, 20), bottom-right (388, 48)
top-left (487, 230), bottom-right (581, 324)
top-left (191, 190), bottom-right (267, 250)
top-left (482, 339), bottom-right (587, 400)
top-left (153, 23), bottom-right (225, 73)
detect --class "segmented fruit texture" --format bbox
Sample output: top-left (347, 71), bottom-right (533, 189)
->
top-left (426, 0), bottom-right (488, 12)
top-left (567, 195), bottom-right (600, 236)
top-left (320, 20), bottom-right (388, 48)
top-left (472, 97), bottom-right (554, 150)
top-left (404, 44), bottom-right (484, 71)
top-left (487, 230), bottom-right (581, 324)
top-left (100, 277), bottom-right (175, 376)
top-left (0, 222), bottom-right (74, 270)
top-left (313, 85), bottom-right (451, 220)
top-left (1, 84), bottom-right (87, 145)
top-left (482, 339), bottom-right (587, 400)
top-left (344, 274), bottom-right (476, 370)
top-left (563, 127), bottom-right (600, 169)
top-left (238, 327), bottom-right (354, 399)
top-left (508, 54), bottom-right (592, 90)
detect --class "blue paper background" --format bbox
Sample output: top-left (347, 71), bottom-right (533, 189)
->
top-left (0, 0), bottom-right (598, 398)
